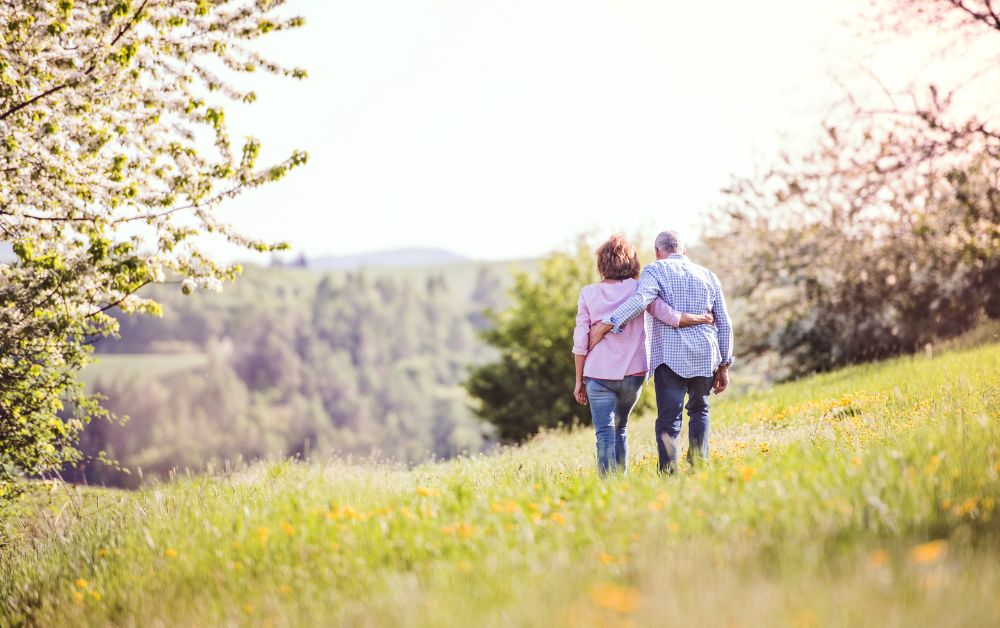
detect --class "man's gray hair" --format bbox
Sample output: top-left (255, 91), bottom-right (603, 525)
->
top-left (654, 230), bottom-right (683, 254)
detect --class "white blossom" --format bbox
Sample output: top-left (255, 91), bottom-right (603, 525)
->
top-left (0, 0), bottom-right (308, 493)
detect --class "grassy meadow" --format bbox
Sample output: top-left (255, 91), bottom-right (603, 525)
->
top-left (77, 353), bottom-right (210, 388)
top-left (2, 342), bottom-right (999, 627)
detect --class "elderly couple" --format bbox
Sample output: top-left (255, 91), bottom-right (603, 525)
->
top-left (573, 230), bottom-right (734, 475)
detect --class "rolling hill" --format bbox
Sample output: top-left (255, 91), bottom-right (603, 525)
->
top-left (4, 341), bottom-right (998, 626)
top-left (307, 247), bottom-right (471, 270)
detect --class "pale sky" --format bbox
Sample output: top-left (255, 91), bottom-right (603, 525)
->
top-left (206, 0), bottom-right (969, 263)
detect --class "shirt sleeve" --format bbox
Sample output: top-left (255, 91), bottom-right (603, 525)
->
top-left (603, 265), bottom-right (662, 333)
top-left (711, 273), bottom-right (735, 366)
top-left (572, 290), bottom-right (590, 356)
top-left (646, 297), bottom-right (681, 328)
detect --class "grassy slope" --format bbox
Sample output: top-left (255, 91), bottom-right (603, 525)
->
top-left (2, 344), bottom-right (999, 627)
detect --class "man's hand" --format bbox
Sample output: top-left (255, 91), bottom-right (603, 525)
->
top-left (589, 322), bottom-right (612, 350)
top-left (712, 365), bottom-right (730, 394)
top-left (573, 380), bottom-right (588, 405)
top-left (678, 311), bottom-right (714, 328)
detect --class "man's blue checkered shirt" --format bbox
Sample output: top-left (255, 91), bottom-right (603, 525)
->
top-left (603, 254), bottom-right (734, 379)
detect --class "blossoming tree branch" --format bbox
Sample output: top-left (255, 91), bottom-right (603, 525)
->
top-left (0, 0), bottom-right (307, 499)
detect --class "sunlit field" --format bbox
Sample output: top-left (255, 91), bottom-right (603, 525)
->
top-left (77, 353), bottom-right (210, 387)
top-left (2, 343), bottom-right (998, 627)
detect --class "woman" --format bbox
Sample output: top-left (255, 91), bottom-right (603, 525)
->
top-left (572, 235), bottom-right (712, 475)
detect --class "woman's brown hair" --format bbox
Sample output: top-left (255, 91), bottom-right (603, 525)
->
top-left (596, 235), bottom-right (640, 281)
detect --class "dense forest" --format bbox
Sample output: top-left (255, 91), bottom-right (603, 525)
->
top-left (69, 265), bottom-right (510, 487)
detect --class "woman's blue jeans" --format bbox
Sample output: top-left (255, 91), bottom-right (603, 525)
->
top-left (583, 375), bottom-right (644, 475)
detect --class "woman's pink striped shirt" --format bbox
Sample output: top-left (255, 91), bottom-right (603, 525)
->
top-left (572, 279), bottom-right (680, 380)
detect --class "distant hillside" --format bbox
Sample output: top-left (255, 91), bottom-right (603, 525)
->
top-left (72, 254), bottom-right (541, 486)
top-left (308, 247), bottom-right (469, 270)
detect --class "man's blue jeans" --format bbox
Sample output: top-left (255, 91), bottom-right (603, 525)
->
top-left (584, 375), bottom-right (644, 475)
top-left (653, 364), bottom-right (713, 473)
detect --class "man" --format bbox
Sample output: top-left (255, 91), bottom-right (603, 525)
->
top-left (589, 230), bottom-right (733, 473)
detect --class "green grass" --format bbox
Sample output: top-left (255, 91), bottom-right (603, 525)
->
top-left (3, 344), bottom-right (999, 626)
top-left (78, 353), bottom-right (209, 387)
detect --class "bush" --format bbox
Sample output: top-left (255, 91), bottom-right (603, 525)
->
top-left (467, 242), bottom-right (656, 441)
top-left (708, 153), bottom-right (1000, 378)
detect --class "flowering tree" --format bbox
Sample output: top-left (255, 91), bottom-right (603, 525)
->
top-left (0, 0), bottom-right (307, 500)
top-left (704, 0), bottom-right (1000, 377)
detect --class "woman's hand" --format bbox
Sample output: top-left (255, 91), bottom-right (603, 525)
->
top-left (678, 311), bottom-right (714, 328)
top-left (574, 381), bottom-right (588, 405)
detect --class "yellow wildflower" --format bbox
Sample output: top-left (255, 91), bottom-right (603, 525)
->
top-left (589, 583), bottom-right (641, 614)
top-left (925, 455), bottom-right (941, 474)
top-left (342, 506), bottom-right (364, 521)
top-left (163, 548), bottom-right (178, 558)
top-left (257, 527), bottom-right (269, 544)
top-left (869, 549), bottom-right (890, 567)
top-left (954, 498), bottom-right (978, 516)
top-left (75, 578), bottom-right (88, 589)
top-left (792, 608), bottom-right (817, 628)
top-left (909, 539), bottom-right (948, 564)
top-left (491, 500), bottom-right (521, 513)
top-left (243, 603), bottom-right (254, 614)
top-left (740, 466), bottom-right (757, 482)
top-left (72, 590), bottom-right (84, 605)
top-left (457, 522), bottom-right (475, 539)
top-left (280, 522), bottom-right (295, 536)
top-left (598, 553), bottom-right (616, 565)
top-left (550, 512), bottom-right (566, 525)
top-left (416, 486), bottom-right (439, 497)
top-left (90, 590), bottom-right (102, 602)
